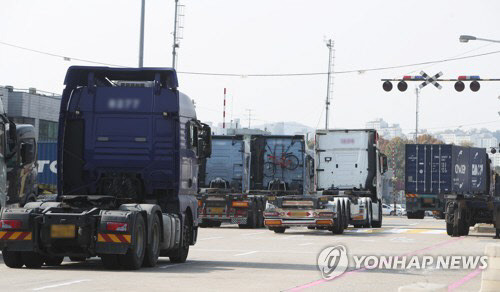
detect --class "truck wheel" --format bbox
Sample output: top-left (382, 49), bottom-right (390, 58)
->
top-left (372, 201), bottom-right (383, 228)
top-left (446, 222), bottom-right (453, 236)
top-left (415, 210), bottom-right (425, 219)
top-left (452, 207), bottom-right (463, 237)
top-left (257, 201), bottom-right (264, 228)
top-left (332, 207), bottom-right (344, 234)
top-left (22, 252), bottom-right (44, 269)
top-left (44, 256), bottom-right (64, 266)
top-left (143, 214), bottom-right (161, 267)
top-left (307, 226), bottom-right (316, 230)
top-left (212, 221), bottom-right (222, 227)
top-left (2, 250), bottom-right (24, 268)
top-left (363, 204), bottom-right (372, 228)
top-left (273, 227), bottom-right (286, 233)
top-left (118, 215), bottom-right (146, 270)
top-left (169, 214), bottom-right (192, 263)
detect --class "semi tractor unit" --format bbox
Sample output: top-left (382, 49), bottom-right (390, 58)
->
top-left (198, 135), bottom-right (314, 228)
top-left (408, 144), bottom-right (500, 237)
top-left (0, 66), bottom-right (212, 270)
top-left (264, 129), bottom-right (388, 234)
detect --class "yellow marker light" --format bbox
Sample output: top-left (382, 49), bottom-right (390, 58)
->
top-left (232, 201), bottom-right (249, 207)
top-left (316, 220), bottom-right (333, 225)
top-left (264, 219), bottom-right (282, 226)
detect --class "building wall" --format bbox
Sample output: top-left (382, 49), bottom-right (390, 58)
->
top-left (0, 87), bottom-right (60, 141)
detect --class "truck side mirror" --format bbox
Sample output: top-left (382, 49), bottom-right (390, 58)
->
top-left (20, 143), bottom-right (34, 165)
top-left (197, 123), bottom-right (212, 159)
top-left (8, 121), bottom-right (16, 145)
top-left (383, 156), bottom-right (388, 173)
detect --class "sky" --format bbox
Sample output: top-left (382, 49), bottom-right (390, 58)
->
top-left (1, 0), bottom-right (499, 134)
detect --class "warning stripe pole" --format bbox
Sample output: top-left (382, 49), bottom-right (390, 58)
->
top-left (223, 88), bottom-right (227, 129)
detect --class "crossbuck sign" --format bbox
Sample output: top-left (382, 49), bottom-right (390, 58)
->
top-left (419, 71), bottom-right (443, 89)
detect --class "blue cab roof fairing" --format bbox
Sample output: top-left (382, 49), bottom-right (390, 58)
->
top-left (63, 66), bottom-right (179, 90)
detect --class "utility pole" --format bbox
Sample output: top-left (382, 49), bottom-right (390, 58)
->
top-left (138, 0), bottom-right (145, 67)
top-left (325, 39), bottom-right (335, 130)
top-left (415, 87), bottom-right (420, 142)
top-left (245, 109), bottom-right (252, 128)
top-left (223, 88), bottom-right (227, 130)
top-left (172, 0), bottom-right (184, 69)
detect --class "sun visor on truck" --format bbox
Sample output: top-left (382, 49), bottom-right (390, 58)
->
top-left (63, 66), bottom-right (179, 90)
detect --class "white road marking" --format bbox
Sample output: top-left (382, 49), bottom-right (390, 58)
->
top-left (198, 236), bottom-right (224, 241)
top-left (281, 235), bottom-right (304, 239)
top-left (234, 251), bottom-right (259, 256)
top-left (242, 231), bottom-right (266, 236)
top-left (298, 242), bottom-right (313, 246)
top-left (422, 229), bottom-right (446, 234)
top-left (193, 248), bottom-right (316, 254)
top-left (32, 280), bottom-right (90, 291)
top-left (159, 261), bottom-right (195, 269)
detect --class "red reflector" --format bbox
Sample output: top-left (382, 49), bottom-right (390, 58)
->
top-left (106, 222), bottom-right (128, 232)
top-left (403, 76), bottom-right (411, 80)
top-left (0, 220), bottom-right (23, 229)
top-left (458, 76), bottom-right (466, 80)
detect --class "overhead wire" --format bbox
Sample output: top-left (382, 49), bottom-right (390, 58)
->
top-left (1, 40), bottom-right (500, 77)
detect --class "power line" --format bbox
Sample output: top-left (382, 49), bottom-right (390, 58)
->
top-left (0, 41), bottom-right (129, 67)
top-left (2, 40), bottom-right (500, 77)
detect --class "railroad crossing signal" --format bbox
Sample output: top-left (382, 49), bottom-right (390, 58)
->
top-left (419, 71), bottom-right (442, 89)
top-left (382, 73), bottom-right (500, 92)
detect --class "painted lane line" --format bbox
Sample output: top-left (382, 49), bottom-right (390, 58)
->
top-left (234, 251), bottom-right (259, 256)
top-left (298, 243), bottom-right (313, 246)
top-left (32, 280), bottom-right (90, 291)
top-left (286, 236), bottom-right (465, 292)
top-left (192, 248), bottom-right (316, 254)
top-left (447, 267), bottom-right (482, 291)
top-left (198, 236), bottom-right (224, 241)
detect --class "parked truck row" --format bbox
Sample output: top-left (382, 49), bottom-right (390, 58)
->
top-left (264, 129), bottom-right (388, 234)
top-left (197, 134), bottom-right (314, 228)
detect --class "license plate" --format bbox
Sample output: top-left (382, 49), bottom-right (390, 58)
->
top-left (424, 198), bottom-right (433, 203)
top-left (289, 211), bottom-right (308, 217)
top-left (208, 207), bottom-right (225, 214)
top-left (50, 224), bottom-right (76, 238)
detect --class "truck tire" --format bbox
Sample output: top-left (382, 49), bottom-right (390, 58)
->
top-left (118, 215), bottom-right (146, 270)
top-left (239, 207), bottom-right (256, 229)
top-left (363, 204), bottom-right (372, 228)
top-left (143, 214), bottom-right (161, 267)
top-left (273, 227), bottom-right (286, 233)
top-left (44, 256), bottom-right (64, 266)
top-left (22, 252), bottom-right (44, 269)
top-left (307, 226), bottom-right (316, 230)
top-left (212, 221), bottom-right (222, 227)
top-left (332, 207), bottom-right (344, 234)
top-left (2, 250), bottom-right (24, 268)
top-left (415, 210), bottom-right (425, 219)
top-left (452, 207), bottom-right (466, 237)
top-left (257, 201), bottom-right (264, 228)
top-left (169, 214), bottom-right (192, 263)
top-left (446, 222), bottom-right (453, 236)
top-left (372, 201), bottom-right (383, 228)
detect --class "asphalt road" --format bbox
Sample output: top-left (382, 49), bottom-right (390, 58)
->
top-left (1, 216), bottom-right (499, 292)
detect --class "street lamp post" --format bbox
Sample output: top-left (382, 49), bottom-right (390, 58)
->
top-left (459, 35), bottom-right (500, 44)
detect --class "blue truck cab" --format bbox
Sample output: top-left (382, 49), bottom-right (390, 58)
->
top-left (0, 66), bottom-right (211, 269)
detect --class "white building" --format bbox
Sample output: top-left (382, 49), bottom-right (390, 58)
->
top-left (365, 118), bottom-right (405, 139)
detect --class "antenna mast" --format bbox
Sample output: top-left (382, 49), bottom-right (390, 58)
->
top-left (172, 0), bottom-right (185, 69)
top-left (325, 39), bottom-right (335, 130)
